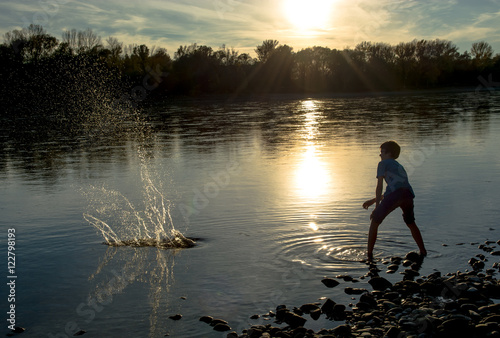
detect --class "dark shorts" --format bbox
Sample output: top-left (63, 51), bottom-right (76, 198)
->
top-left (371, 188), bottom-right (415, 225)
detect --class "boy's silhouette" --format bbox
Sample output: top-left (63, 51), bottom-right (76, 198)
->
top-left (363, 141), bottom-right (427, 261)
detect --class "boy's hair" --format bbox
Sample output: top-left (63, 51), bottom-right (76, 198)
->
top-left (380, 141), bottom-right (401, 159)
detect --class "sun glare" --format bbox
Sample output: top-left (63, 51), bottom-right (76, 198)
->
top-left (295, 145), bottom-right (331, 200)
top-left (283, 0), bottom-right (334, 31)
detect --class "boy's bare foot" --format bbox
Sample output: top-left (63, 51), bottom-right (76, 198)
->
top-left (420, 250), bottom-right (427, 257)
top-left (367, 252), bottom-right (374, 261)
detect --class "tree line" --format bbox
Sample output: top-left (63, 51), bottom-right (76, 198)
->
top-left (1, 24), bottom-right (499, 107)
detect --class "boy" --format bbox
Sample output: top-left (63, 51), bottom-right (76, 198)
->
top-left (363, 141), bottom-right (427, 261)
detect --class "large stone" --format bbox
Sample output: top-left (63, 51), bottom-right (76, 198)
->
top-left (213, 323), bottom-right (231, 332)
top-left (322, 277), bottom-right (340, 288)
top-left (368, 276), bottom-right (393, 291)
top-left (284, 312), bottom-right (307, 328)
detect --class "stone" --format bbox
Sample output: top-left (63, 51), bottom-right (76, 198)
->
top-left (284, 311), bottom-right (307, 328)
top-left (368, 276), bottom-right (393, 291)
top-left (299, 303), bottom-right (319, 314)
top-left (344, 287), bottom-right (368, 295)
top-left (210, 319), bottom-right (229, 327)
top-left (405, 251), bottom-right (422, 262)
top-left (169, 314), bottom-right (182, 320)
top-left (73, 330), bottom-right (86, 336)
top-left (322, 277), bottom-right (340, 288)
top-left (333, 324), bottom-right (351, 337)
top-left (213, 323), bottom-right (231, 332)
top-left (199, 316), bottom-right (213, 324)
top-left (310, 308), bottom-right (321, 320)
top-left (321, 298), bottom-right (336, 314)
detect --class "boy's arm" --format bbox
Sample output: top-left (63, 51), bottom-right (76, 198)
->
top-left (362, 176), bottom-right (385, 209)
top-left (375, 176), bottom-right (384, 208)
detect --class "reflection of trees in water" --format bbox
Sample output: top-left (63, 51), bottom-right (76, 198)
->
top-left (87, 245), bottom-right (178, 337)
top-left (1, 93), bottom-right (497, 185)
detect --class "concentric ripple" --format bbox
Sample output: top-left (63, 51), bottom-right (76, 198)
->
top-left (272, 225), bottom-right (368, 270)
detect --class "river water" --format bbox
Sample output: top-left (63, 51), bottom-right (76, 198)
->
top-left (1, 91), bottom-right (500, 337)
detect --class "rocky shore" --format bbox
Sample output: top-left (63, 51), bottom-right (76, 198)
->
top-left (200, 241), bottom-right (500, 338)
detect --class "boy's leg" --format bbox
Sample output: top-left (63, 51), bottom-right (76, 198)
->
top-left (406, 222), bottom-right (427, 256)
top-left (367, 219), bottom-right (380, 260)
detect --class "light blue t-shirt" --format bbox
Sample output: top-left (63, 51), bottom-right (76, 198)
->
top-left (377, 159), bottom-right (415, 197)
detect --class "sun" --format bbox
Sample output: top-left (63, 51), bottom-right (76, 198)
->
top-left (283, 0), bottom-right (334, 31)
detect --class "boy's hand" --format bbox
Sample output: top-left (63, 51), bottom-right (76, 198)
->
top-left (363, 198), bottom-right (375, 209)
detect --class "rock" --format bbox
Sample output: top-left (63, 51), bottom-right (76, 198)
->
top-left (199, 316), bottom-right (213, 324)
top-left (213, 323), bottom-right (231, 332)
top-left (210, 319), bottom-right (229, 327)
top-left (344, 287), bottom-right (368, 295)
top-left (321, 298), bottom-right (336, 315)
top-left (169, 314), bottom-right (182, 320)
top-left (11, 327), bottom-right (26, 334)
top-left (387, 264), bottom-right (399, 271)
top-left (405, 251), bottom-right (422, 262)
top-left (300, 303), bottom-right (320, 314)
top-left (322, 277), bottom-right (340, 288)
top-left (368, 276), bottom-right (393, 291)
top-left (336, 274), bottom-right (354, 281)
top-left (226, 332), bottom-right (238, 338)
top-left (73, 330), bottom-right (86, 336)
top-left (481, 314), bottom-right (500, 324)
top-left (310, 308), bottom-right (322, 320)
top-left (384, 326), bottom-right (401, 338)
top-left (491, 251), bottom-right (500, 256)
top-left (284, 311), bottom-right (307, 328)
top-left (333, 324), bottom-right (351, 337)
top-left (250, 314), bottom-right (259, 319)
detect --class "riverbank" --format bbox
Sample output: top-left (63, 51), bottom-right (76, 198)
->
top-left (200, 241), bottom-right (500, 337)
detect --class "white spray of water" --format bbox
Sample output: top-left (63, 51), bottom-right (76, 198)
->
top-left (83, 156), bottom-right (195, 249)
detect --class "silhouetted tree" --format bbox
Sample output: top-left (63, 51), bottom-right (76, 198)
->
top-left (255, 39), bottom-right (279, 63)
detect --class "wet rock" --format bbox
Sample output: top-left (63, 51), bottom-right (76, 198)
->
top-left (333, 324), bottom-right (351, 337)
top-left (210, 319), bottom-right (229, 327)
top-left (320, 298), bottom-right (336, 315)
top-left (250, 314), bottom-right (259, 319)
top-left (321, 277), bottom-right (340, 288)
top-left (226, 332), bottom-right (238, 338)
top-left (492, 251), bottom-right (500, 256)
top-left (384, 326), bottom-right (401, 338)
top-left (368, 276), bottom-right (393, 291)
top-left (299, 303), bottom-right (320, 314)
top-left (405, 251), bottom-right (422, 263)
top-left (213, 323), bottom-right (231, 332)
top-left (10, 327), bottom-right (25, 334)
top-left (387, 263), bottom-right (399, 271)
top-left (199, 316), bottom-right (213, 324)
top-left (168, 314), bottom-right (182, 320)
top-left (284, 311), bottom-right (307, 328)
top-left (344, 287), bottom-right (368, 295)
top-left (310, 308), bottom-right (321, 320)
top-left (336, 274), bottom-right (354, 281)
top-left (73, 330), bottom-right (86, 336)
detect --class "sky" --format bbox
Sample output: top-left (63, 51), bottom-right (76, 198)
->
top-left (1, 0), bottom-right (500, 57)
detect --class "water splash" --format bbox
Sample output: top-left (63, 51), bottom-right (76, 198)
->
top-left (83, 154), bottom-right (195, 249)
